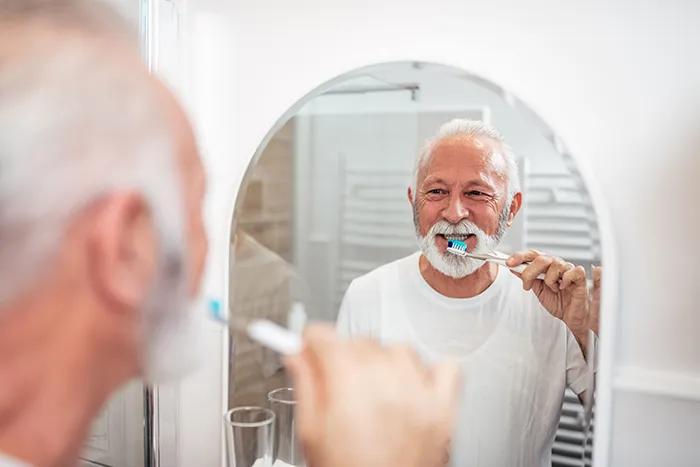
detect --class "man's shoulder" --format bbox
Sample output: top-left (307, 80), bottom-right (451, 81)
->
top-left (346, 252), bottom-right (418, 296)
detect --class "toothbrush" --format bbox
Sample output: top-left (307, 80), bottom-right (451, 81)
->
top-left (446, 239), bottom-right (548, 281)
top-left (247, 319), bottom-right (302, 356)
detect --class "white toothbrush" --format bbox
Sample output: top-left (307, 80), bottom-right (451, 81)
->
top-left (247, 319), bottom-right (302, 356)
top-left (446, 239), bottom-right (548, 281)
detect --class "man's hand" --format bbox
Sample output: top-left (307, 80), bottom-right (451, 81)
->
top-left (283, 325), bottom-right (461, 467)
top-left (506, 250), bottom-right (590, 350)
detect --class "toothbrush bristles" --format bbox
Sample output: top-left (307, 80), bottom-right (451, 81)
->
top-left (446, 239), bottom-right (468, 256)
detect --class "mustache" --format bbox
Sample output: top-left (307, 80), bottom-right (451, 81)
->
top-left (429, 220), bottom-right (480, 236)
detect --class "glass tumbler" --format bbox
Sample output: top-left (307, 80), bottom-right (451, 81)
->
top-left (268, 387), bottom-right (305, 466)
top-left (224, 406), bottom-right (276, 467)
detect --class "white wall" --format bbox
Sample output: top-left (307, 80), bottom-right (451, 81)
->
top-left (180, 1), bottom-right (700, 466)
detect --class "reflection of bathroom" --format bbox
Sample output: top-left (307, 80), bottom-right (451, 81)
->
top-left (229, 120), bottom-right (300, 409)
top-left (228, 62), bottom-right (600, 465)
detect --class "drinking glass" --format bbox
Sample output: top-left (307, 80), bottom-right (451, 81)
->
top-left (268, 387), bottom-right (305, 466)
top-left (224, 406), bottom-right (276, 467)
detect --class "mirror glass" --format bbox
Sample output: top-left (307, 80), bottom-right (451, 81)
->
top-left (229, 61), bottom-right (602, 467)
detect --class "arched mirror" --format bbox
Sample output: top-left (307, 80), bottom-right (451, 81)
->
top-left (228, 61), bottom-right (602, 467)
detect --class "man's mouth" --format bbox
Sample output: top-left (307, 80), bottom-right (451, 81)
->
top-left (437, 233), bottom-right (475, 241)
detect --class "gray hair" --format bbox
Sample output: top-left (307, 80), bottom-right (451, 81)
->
top-left (0, 0), bottom-right (138, 39)
top-left (412, 119), bottom-right (521, 202)
top-left (0, 0), bottom-right (185, 306)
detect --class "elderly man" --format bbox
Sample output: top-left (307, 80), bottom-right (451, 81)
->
top-left (0, 1), bottom-right (459, 467)
top-left (337, 119), bottom-right (595, 467)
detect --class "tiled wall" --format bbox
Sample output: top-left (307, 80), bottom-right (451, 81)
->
top-left (228, 120), bottom-right (296, 408)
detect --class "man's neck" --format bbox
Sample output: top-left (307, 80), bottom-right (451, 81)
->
top-left (0, 299), bottom-right (132, 467)
top-left (419, 255), bottom-right (499, 298)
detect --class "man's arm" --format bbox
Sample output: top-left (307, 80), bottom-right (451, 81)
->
top-left (575, 266), bottom-right (601, 405)
top-left (565, 325), bottom-right (591, 406)
top-left (506, 251), bottom-right (603, 362)
top-left (576, 391), bottom-right (586, 406)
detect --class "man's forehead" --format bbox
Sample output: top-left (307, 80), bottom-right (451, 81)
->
top-left (423, 135), bottom-right (507, 174)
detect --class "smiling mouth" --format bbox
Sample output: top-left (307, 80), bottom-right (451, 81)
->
top-left (438, 234), bottom-right (475, 241)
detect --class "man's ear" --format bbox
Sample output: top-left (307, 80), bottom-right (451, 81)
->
top-left (407, 186), bottom-right (414, 206)
top-left (506, 192), bottom-right (523, 226)
top-left (88, 192), bottom-right (156, 314)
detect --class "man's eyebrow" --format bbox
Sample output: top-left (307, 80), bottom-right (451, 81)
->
top-left (422, 177), bottom-right (448, 186)
top-left (464, 180), bottom-right (496, 191)
top-left (422, 177), bottom-right (495, 191)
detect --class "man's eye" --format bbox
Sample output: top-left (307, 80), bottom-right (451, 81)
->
top-left (428, 189), bottom-right (446, 195)
top-left (467, 191), bottom-right (485, 196)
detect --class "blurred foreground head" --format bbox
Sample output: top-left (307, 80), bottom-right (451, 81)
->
top-left (0, 0), bottom-right (208, 384)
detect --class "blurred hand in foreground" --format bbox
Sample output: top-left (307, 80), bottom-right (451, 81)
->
top-left (284, 324), bottom-right (461, 467)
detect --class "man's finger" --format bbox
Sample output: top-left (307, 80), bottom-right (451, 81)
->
top-left (300, 324), bottom-right (344, 376)
top-left (520, 254), bottom-right (553, 291)
top-left (506, 249), bottom-right (542, 267)
top-left (560, 265), bottom-right (587, 290)
top-left (302, 323), bottom-right (339, 346)
top-left (544, 259), bottom-right (569, 292)
top-left (428, 360), bottom-right (462, 435)
top-left (389, 344), bottom-right (428, 379)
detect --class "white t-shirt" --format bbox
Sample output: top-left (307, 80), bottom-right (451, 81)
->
top-left (336, 252), bottom-right (587, 467)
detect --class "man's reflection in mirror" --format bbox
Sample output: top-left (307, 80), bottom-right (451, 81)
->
top-left (337, 119), bottom-right (597, 467)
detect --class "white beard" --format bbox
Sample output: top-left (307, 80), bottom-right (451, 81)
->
top-left (418, 220), bottom-right (500, 278)
top-left (139, 251), bottom-right (206, 384)
top-left (141, 296), bottom-right (206, 384)
top-left (414, 203), bottom-right (510, 279)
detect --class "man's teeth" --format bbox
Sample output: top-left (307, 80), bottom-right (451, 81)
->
top-left (444, 234), bottom-right (472, 240)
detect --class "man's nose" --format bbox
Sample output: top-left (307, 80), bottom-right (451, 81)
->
top-left (443, 195), bottom-right (469, 224)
